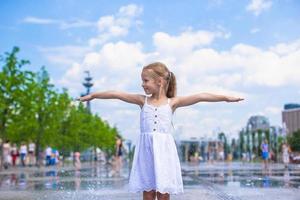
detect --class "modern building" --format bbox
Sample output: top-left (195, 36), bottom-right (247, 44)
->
top-left (179, 138), bottom-right (200, 162)
top-left (282, 103), bottom-right (300, 135)
top-left (178, 137), bottom-right (224, 162)
top-left (239, 115), bottom-right (274, 160)
top-left (284, 103), bottom-right (300, 110)
top-left (246, 115), bottom-right (270, 132)
top-left (270, 125), bottom-right (284, 137)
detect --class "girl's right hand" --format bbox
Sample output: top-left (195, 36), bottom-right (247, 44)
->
top-left (76, 94), bottom-right (93, 102)
top-left (226, 96), bottom-right (244, 102)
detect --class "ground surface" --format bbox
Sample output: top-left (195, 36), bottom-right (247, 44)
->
top-left (0, 162), bottom-right (299, 200)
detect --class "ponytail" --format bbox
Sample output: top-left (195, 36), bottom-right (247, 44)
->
top-left (166, 72), bottom-right (176, 98)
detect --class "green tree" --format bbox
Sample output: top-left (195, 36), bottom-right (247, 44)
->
top-left (287, 130), bottom-right (300, 152)
top-left (1, 47), bottom-right (118, 168)
top-left (49, 89), bottom-right (73, 158)
top-left (0, 47), bottom-right (34, 169)
top-left (25, 67), bottom-right (60, 164)
top-left (277, 136), bottom-right (285, 153)
top-left (218, 132), bottom-right (228, 157)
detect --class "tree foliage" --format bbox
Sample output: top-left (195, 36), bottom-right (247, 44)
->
top-left (287, 130), bottom-right (300, 152)
top-left (0, 47), bottom-right (118, 167)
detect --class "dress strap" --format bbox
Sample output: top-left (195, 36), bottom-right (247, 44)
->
top-left (167, 98), bottom-right (170, 104)
top-left (145, 96), bottom-right (148, 104)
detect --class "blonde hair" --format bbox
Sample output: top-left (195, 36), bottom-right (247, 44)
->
top-left (143, 62), bottom-right (177, 98)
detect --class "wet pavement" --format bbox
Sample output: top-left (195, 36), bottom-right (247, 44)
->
top-left (0, 162), bottom-right (299, 200)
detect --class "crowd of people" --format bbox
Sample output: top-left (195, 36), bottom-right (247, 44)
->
top-left (0, 138), bottom-right (294, 173)
top-left (260, 139), bottom-right (292, 170)
top-left (185, 139), bottom-right (293, 170)
top-left (2, 140), bottom-right (60, 169)
top-left (1, 138), bottom-right (125, 175)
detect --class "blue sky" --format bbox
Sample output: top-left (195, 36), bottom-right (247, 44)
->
top-left (1, 0), bottom-right (300, 142)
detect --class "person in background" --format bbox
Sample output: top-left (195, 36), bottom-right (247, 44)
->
top-left (20, 142), bottom-right (27, 167)
top-left (28, 141), bottom-right (35, 167)
top-left (11, 143), bottom-right (19, 167)
top-left (282, 141), bottom-right (291, 168)
top-left (3, 140), bottom-right (11, 169)
top-left (55, 149), bottom-right (60, 166)
top-left (50, 148), bottom-right (56, 165)
top-left (74, 151), bottom-right (81, 169)
top-left (261, 139), bottom-right (269, 170)
top-left (38, 150), bottom-right (44, 167)
top-left (115, 138), bottom-right (124, 176)
top-left (45, 146), bottom-right (52, 166)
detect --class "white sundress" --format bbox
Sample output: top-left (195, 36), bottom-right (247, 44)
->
top-left (129, 97), bottom-right (183, 194)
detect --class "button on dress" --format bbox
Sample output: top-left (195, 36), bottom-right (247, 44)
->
top-left (129, 97), bottom-right (183, 194)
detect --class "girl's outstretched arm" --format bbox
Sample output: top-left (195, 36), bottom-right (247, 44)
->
top-left (173, 92), bottom-right (244, 108)
top-left (77, 90), bottom-right (144, 107)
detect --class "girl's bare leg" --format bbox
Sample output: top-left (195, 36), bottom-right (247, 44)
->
top-left (157, 192), bottom-right (170, 200)
top-left (143, 190), bottom-right (156, 200)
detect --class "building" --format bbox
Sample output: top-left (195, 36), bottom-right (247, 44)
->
top-left (270, 125), bottom-right (284, 137)
top-left (239, 115), bottom-right (273, 160)
top-left (282, 103), bottom-right (300, 135)
top-left (284, 103), bottom-right (300, 110)
top-left (179, 138), bottom-right (200, 162)
top-left (246, 115), bottom-right (270, 132)
top-left (178, 137), bottom-right (224, 162)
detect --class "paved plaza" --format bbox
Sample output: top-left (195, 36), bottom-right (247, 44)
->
top-left (0, 162), bottom-right (299, 200)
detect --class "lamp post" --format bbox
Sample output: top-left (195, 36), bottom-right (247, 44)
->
top-left (82, 71), bottom-right (93, 112)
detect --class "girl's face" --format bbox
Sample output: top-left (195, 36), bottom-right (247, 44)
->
top-left (141, 70), bottom-right (160, 95)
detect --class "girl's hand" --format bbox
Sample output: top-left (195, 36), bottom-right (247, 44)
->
top-left (76, 94), bottom-right (93, 102)
top-left (226, 96), bottom-right (244, 102)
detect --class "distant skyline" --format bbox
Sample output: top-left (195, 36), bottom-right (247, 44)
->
top-left (1, 0), bottom-right (300, 143)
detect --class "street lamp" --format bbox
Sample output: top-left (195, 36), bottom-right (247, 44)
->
top-left (82, 70), bottom-right (93, 112)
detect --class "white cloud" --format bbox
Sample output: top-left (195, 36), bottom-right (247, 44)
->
top-left (269, 39), bottom-right (300, 56)
top-left (246, 0), bottom-right (272, 16)
top-left (57, 41), bottom-right (147, 97)
top-left (22, 16), bottom-right (95, 29)
top-left (58, 63), bottom-right (83, 95)
top-left (83, 41), bottom-right (146, 72)
top-left (157, 40), bottom-right (300, 88)
top-left (240, 43), bottom-right (300, 86)
top-left (96, 16), bottom-right (128, 35)
top-left (89, 4), bottom-right (143, 46)
top-left (23, 16), bottom-right (58, 24)
top-left (118, 4), bottom-right (143, 17)
top-left (153, 30), bottom-right (229, 59)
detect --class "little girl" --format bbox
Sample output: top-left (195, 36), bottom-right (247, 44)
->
top-left (78, 62), bottom-right (243, 200)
